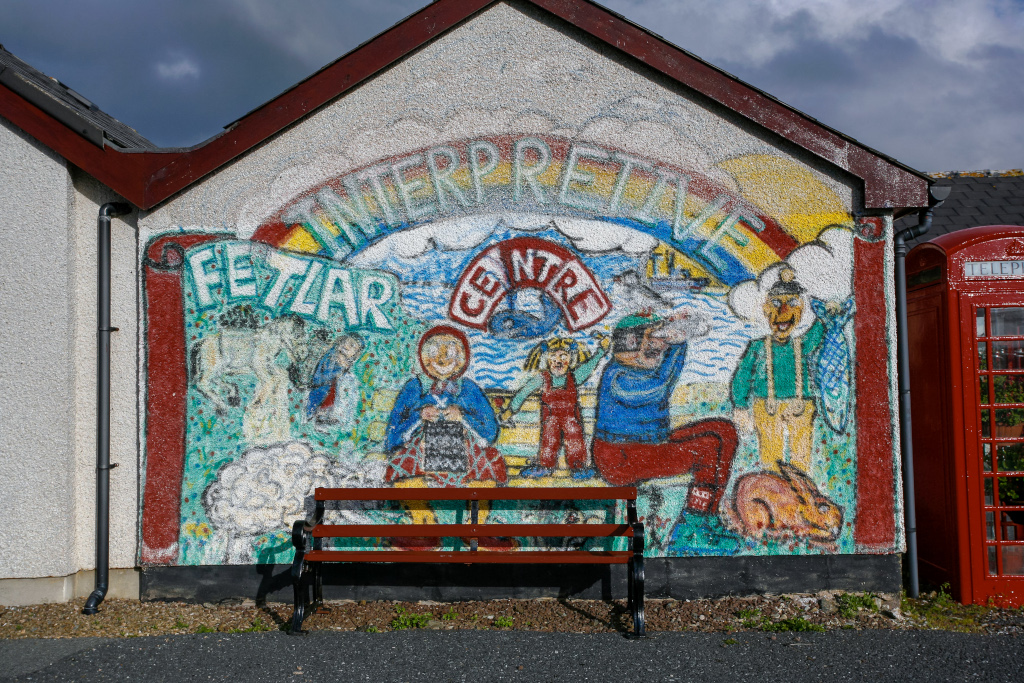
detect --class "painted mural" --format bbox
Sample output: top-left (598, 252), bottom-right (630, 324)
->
top-left (142, 134), bottom-right (885, 565)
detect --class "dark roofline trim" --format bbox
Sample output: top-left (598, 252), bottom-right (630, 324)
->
top-left (0, 0), bottom-right (929, 211)
top-left (0, 67), bottom-right (105, 147)
top-left (0, 46), bottom-right (156, 151)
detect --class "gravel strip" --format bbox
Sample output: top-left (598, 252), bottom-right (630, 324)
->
top-left (3, 591), bottom-right (1022, 640)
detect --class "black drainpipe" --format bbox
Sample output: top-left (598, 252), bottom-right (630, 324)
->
top-left (893, 185), bottom-right (950, 599)
top-left (83, 202), bottom-right (132, 615)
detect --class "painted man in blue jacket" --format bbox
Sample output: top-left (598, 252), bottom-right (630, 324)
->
top-left (593, 312), bottom-right (738, 517)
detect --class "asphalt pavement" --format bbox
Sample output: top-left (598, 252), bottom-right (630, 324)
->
top-left (1, 630), bottom-right (1021, 682)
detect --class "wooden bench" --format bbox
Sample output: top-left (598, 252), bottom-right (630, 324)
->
top-left (290, 486), bottom-right (646, 637)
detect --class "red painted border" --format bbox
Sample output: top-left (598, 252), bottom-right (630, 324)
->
top-left (139, 233), bottom-right (222, 565)
top-left (853, 223), bottom-right (897, 550)
top-left (0, 0), bottom-right (928, 211)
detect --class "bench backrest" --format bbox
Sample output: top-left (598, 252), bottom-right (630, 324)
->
top-left (314, 486), bottom-right (637, 502)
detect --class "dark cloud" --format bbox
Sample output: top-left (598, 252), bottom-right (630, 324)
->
top-left (601, 0), bottom-right (1024, 172)
top-left (1, 0), bottom-right (1021, 171)
top-left (0, 0), bottom-right (426, 146)
top-left (710, 24), bottom-right (1024, 171)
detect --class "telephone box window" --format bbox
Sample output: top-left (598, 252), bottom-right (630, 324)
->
top-left (991, 307), bottom-right (1024, 337)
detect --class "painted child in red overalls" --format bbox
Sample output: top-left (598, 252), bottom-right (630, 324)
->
top-left (500, 336), bottom-right (609, 480)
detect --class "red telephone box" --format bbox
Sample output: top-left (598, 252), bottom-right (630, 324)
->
top-left (908, 226), bottom-right (1024, 606)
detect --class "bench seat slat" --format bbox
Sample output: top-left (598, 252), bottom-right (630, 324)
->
top-left (311, 523), bottom-right (632, 538)
top-left (314, 486), bottom-right (636, 502)
top-left (303, 549), bottom-right (632, 564)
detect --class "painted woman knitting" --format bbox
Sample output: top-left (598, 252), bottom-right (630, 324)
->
top-left (384, 325), bottom-right (507, 487)
top-left (500, 336), bottom-right (610, 480)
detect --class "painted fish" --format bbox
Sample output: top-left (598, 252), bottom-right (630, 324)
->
top-left (810, 297), bottom-right (855, 434)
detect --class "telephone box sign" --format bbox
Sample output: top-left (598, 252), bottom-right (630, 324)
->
top-left (964, 260), bottom-right (1024, 278)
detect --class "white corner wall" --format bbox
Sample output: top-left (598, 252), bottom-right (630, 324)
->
top-left (0, 115), bottom-right (138, 587)
top-left (0, 115), bottom-right (77, 579)
top-left (69, 169), bottom-right (139, 574)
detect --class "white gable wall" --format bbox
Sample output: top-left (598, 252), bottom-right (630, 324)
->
top-left (0, 115), bottom-right (78, 580)
top-left (133, 0), bottom-right (893, 576)
top-left (0, 115), bottom-right (138, 602)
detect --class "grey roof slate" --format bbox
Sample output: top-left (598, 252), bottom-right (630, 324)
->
top-left (897, 171), bottom-right (1024, 248)
top-left (0, 44), bottom-right (154, 150)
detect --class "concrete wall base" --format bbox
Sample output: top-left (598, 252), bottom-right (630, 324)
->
top-left (140, 554), bottom-right (901, 603)
top-left (0, 569), bottom-right (140, 606)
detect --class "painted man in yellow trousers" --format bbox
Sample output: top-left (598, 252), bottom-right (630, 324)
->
top-left (732, 267), bottom-right (826, 474)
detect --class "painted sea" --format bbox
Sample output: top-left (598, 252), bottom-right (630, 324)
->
top-left (399, 278), bottom-right (757, 390)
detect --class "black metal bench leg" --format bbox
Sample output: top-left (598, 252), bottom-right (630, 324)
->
top-left (290, 516), bottom-right (316, 634)
top-left (626, 522), bottom-right (646, 639)
top-left (290, 571), bottom-right (307, 635)
top-left (631, 555), bottom-right (646, 638)
top-left (313, 562), bottom-right (324, 609)
top-left (312, 523), bottom-right (324, 610)
top-left (627, 558), bottom-right (634, 616)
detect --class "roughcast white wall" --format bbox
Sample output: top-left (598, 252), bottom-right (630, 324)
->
top-left (0, 116), bottom-right (138, 581)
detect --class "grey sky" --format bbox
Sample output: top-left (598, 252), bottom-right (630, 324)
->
top-left (1, 0), bottom-right (1021, 172)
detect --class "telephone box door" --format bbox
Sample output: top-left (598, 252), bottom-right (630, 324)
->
top-left (961, 293), bottom-right (1024, 604)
